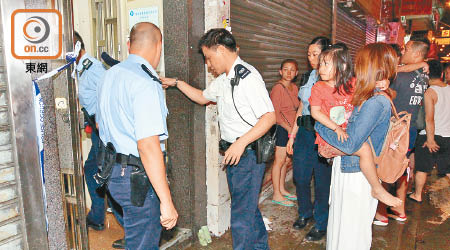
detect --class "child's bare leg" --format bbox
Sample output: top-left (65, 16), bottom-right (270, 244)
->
top-left (354, 143), bottom-right (403, 207)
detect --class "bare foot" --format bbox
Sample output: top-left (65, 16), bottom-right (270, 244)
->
top-left (372, 187), bottom-right (403, 207)
top-left (408, 193), bottom-right (422, 202)
top-left (375, 214), bottom-right (388, 222)
top-left (281, 191), bottom-right (296, 198)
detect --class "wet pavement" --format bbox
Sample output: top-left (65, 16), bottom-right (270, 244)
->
top-left (186, 171), bottom-right (450, 250)
top-left (86, 171), bottom-right (449, 249)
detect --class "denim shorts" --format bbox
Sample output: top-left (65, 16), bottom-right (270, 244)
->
top-left (275, 125), bottom-right (289, 147)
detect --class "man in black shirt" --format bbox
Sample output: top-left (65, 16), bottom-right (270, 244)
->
top-left (377, 37), bottom-right (430, 224)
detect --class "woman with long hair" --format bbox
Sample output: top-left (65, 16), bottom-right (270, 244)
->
top-left (286, 36), bottom-right (331, 241)
top-left (315, 43), bottom-right (398, 249)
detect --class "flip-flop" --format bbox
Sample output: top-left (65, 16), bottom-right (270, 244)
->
top-left (407, 194), bottom-right (422, 204)
top-left (373, 219), bottom-right (388, 226)
top-left (284, 194), bottom-right (297, 201)
top-left (387, 207), bottom-right (407, 222)
top-left (271, 199), bottom-right (294, 207)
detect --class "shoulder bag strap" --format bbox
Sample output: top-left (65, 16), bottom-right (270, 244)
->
top-left (231, 84), bottom-right (278, 138)
top-left (375, 91), bottom-right (400, 120)
top-left (277, 83), bottom-right (298, 127)
top-left (231, 84), bottom-right (254, 127)
top-left (278, 83), bottom-right (298, 110)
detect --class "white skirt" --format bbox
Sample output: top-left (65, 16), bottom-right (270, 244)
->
top-left (326, 157), bottom-right (378, 250)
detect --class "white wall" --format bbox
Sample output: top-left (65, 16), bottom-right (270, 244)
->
top-left (123, 0), bottom-right (165, 75)
top-left (205, 0), bottom-right (231, 236)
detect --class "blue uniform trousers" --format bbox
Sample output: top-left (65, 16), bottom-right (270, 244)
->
top-left (292, 126), bottom-right (331, 231)
top-left (226, 150), bottom-right (269, 250)
top-left (108, 164), bottom-right (161, 250)
top-left (84, 131), bottom-right (123, 226)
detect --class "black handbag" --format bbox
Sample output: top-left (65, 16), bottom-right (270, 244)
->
top-left (230, 65), bottom-right (276, 164)
top-left (254, 125), bottom-right (277, 163)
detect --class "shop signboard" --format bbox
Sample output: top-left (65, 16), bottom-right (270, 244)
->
top-left (436, 38), bottom-right (450, 45)
top-left (400, 0), bottom-right (432, 16)
top-left (442, 30), bottom-right (450, 38)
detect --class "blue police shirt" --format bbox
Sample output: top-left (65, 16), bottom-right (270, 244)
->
top-left (76, 53), bottom-right (106, 116)
top-left (298, 69), bottom-right (319, 116)
top-left (97, 54), bottom-right (168, 156)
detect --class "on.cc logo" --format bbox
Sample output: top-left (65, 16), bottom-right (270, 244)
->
top-left (23, 16), bottom-right (50, 44)
top-left (11, 9), bottom-right (62, 59)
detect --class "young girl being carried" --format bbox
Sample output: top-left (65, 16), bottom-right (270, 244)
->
top-left (309, 44), bottom-right (402, 207)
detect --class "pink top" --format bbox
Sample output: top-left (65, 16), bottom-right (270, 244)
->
top-left (270, 83), bottom-right (300, 129)
top-left (309, 78), bottom-right (355, 146)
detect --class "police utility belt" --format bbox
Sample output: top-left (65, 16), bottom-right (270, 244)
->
top-left (94, 141), bottom-right (151, 207)
top-left (219, 139), bottom-right (256, 158)
top-left (297, 115), bottom-right (315, 131)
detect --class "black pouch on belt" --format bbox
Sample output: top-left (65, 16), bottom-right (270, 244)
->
top-left (297, 115), bottom-right (315, 132)
top-left (94, 142), bottom-right (116, 185)
top-left (130, 164), bottom-right (151, 207)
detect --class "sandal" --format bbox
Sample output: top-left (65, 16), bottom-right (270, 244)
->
top-left (387, 207), bottom-right (407, 222)
top-left (271, 199), bottom-right (294, 207)
top-left (283, 194), bottom-right (297, 201)
top-left (373, 218), bottom-right (388, 226)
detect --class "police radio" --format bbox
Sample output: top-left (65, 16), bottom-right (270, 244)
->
top-left (230, 64), bottom-right (250, 87)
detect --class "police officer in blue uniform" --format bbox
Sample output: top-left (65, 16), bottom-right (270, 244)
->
top-left (96, 23), bottom-right (178, 249)
top-left (162, 28), bottom-right (275, 250)
top-left (73, 32), bottom-right (125, 249)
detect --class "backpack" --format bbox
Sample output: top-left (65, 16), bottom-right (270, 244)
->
top-left (368, 92), bottom-right (411, 184)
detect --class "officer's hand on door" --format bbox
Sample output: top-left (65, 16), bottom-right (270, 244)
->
top-left (160, 77), bottom-right (177, 89)
top-left (222, 140), bottom-right (246, 165)
top-left (160, 201), bottom-right (178, 230)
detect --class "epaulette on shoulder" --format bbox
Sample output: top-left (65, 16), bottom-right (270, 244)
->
top-left (235, 64), bottom-right (251, 79)
top-left (79, 58), bottom-right (93, 76)
top-left (82, 58), bottom-right (93, 70)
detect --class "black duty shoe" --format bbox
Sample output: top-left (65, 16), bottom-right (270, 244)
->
top-left (86, 218), bottom-right (104, 231)
top-left (293, 217), bottom-right (311, 230)
top-left (112, 238), bottom-right (125, 249)
top-left (305, 227), bottom-right (326, 241)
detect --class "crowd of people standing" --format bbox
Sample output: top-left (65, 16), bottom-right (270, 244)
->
top-left (269, 35), bottom-right (449, 249)
top-left (77, 20), bottom-right (449, 249)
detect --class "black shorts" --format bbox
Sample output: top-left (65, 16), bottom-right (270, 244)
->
top-left (275, 125), bottom-right (289, 147)
top-left (415, 134), bottom-right (450, 174)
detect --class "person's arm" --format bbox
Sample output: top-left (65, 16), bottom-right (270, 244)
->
top-left (133, 82), bottom-right (177, 229)
top-left (311, 106), bottom-right (347, 142)
top-left (270, 86), bottom-right (292, 132)
top-left (138, 136), bottom-right (178, 229)
top-left (315, 95), bottom-right (390, 154)
top-left (422, 88), bottom-right (439, 153)
top-left (161, 77), bottom-right (210, 105)
top-left (224, 111), bottom-right (276, 165)
top-left (397, 62), bottom-right (428, 73)
top-left (286, 102), bottom-right (303, 155)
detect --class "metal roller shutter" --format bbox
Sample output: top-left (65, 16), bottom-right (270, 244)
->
top-left (231, 0), bottom-right (332, 89)
top-left (365, 16), bottom-right (377, 45)
top-left (336, 7), bottom-right (366, 59)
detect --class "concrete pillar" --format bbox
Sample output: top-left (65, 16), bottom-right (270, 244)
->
top-left (163, 0), bottom-right (207, 234)
top-left (204, 0), bottom-right (231, 236)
